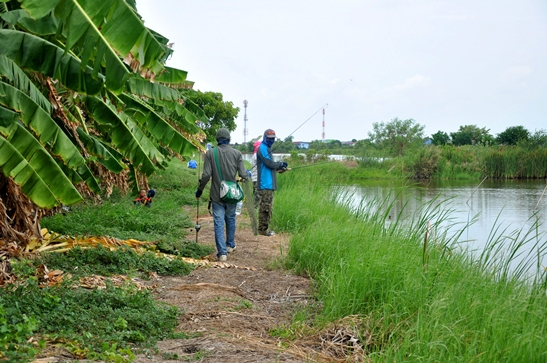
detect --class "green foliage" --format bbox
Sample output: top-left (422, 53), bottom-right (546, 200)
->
top-left (403, 145), bottom-right (441, 179)
top-left (450, 124), bottom-right (494, 146)
top-left (0, 305), bottom-right (40, 362)
top-left (496, 125), bottom-right (530, 145)
top-left (431, 130), bottom-right (450, 145)
top-left (368, 117), bottom-right (425, 156)
top-left (0, 280), bottom-right (179, 362)
top-left (1, 0), bottom-right (215, 245)
top-left (41, 159), bottom-right (212, 253)
top-left (523, 129), bottom-right (547, 148)
top-left (273, 165), bottom-right (547, 362)
top-left (183, 89), bottom-right (240, 142)
top-left (40, 245), bottom-right (193, 277)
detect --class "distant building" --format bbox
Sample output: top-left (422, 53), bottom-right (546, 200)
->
top-left (293, 141), bottom-right (310, 149)
top-left (342, 141), bottom-right (356, 147)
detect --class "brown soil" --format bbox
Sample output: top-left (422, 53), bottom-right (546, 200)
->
top-left (128, 210), bottom-right (337, 363)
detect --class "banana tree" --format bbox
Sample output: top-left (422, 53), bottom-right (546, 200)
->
top-left (0, 0), bottom-right (207, 245)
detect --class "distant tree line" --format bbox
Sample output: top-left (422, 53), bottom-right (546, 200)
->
top-left (234, 118), bottom-right (547, 158)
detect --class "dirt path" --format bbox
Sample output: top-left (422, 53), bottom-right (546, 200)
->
top-left (132, 210), bottom-right (327, 363)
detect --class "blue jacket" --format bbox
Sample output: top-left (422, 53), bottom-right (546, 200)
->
top-left (257, 143), bottom-right (283, 190)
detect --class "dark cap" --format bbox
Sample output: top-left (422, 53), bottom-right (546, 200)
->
top-left (216, 128), bottom-right (231, 140)
top-left (264, 129), bottom-right (276, 139)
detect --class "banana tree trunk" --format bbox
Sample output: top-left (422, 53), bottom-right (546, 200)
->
top-left (0, 175), bottom-right (43, 247)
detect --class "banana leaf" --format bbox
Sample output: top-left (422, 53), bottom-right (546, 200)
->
top-left (155, 66), bottom-right (188, 85)
top-left (0, 9), bottom-right (59, 35)
top-left (20, 0), bottom-right (167, 79)
top-left (0, 80), bottom-right (100, 192)
top-left (0, 120), bottom-right (82, 208)
top-left (0, 29), bottom-right (104, 95)
top-left (0, 54), bottom-right (51, 112)
top-left (119, 93), bottom-right (197, 157)
top-left (85, 96), bottom-right (158, 176)
top-left (76, 128), bottom-right (126, 173)
top-left (125, 76), bottom-right (180, 102)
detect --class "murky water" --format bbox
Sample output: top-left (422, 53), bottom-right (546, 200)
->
top-left (342, 179), bottom-right (547, 278)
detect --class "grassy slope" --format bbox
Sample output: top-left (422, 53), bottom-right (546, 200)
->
top-left (271, 162), bottom-right (547, 362)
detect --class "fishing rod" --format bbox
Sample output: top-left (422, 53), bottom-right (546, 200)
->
top-left (195, 153), bottom-right (202, 242)
top-left (284, 103), bottom-right (328, 141)
top-left (286, 160), bottom-right (336, 170)
top-left (251, 103), bottom-right (329, 172)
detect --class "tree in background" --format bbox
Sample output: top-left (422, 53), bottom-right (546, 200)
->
top-left (183, 90), bottom-right (239, 142)
top-left (526, 129), bottom-right (547, 148)
top-left (272, 136), bottom-right (296, 153)
top-left (496, 125), bottom-right (530, 145)
top-left (368, 118), bottom-right (425, 156)
top-left (0, 0), bottom-right (208, 244)
top-left (431, 131), bottom-right (451, 145)
top-left (450, 125), bottom-right (494, 146)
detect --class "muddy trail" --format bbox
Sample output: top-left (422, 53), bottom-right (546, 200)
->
top-left (125, 209), bottom-right (364, 363)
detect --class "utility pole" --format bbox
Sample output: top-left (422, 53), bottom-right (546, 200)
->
top-left (322, 107), bottom-right (326, 141)
top-left (243, 100), bottom-right (248, 143)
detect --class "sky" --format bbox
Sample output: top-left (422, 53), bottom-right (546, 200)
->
top-left (137, 0), bottom-right (547, 144)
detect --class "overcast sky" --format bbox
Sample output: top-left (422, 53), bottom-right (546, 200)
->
top-left (137, 1), bottom-right (547, 144)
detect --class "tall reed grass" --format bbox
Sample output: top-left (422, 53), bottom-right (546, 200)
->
top-left (273, 166), bottom-right (547, 362)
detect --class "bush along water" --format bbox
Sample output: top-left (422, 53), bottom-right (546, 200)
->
top-left (272, 165), bottom-right (547, 362)
top-left (348, 144), bottom-right (547, 180)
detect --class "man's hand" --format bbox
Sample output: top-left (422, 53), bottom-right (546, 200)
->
top-left (195, 189), bottom-right (202, 198)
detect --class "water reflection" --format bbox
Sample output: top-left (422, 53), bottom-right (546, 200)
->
top-left (341, 179), bottom-right (547, 279)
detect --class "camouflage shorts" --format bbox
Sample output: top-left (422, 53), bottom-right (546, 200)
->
top-left (257, 189), bottom-right (274, 233)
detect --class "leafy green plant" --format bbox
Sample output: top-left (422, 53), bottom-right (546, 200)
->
top-left (40, 245), bottom-right (193, 277)
top-left (0, 280), bottom-right (180, 361)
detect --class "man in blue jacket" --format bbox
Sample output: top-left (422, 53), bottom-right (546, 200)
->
top-left (256, 129), bottom-right (288, 236)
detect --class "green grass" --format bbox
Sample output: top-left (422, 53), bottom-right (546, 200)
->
top-left (271, 165), bottom-right (547, 362)
top-left (41, 159), bottom-right (214, 258)
top-left (1, 159), bottom-right (215, 362)
top-left (1, 246), bottom-right (193, 362)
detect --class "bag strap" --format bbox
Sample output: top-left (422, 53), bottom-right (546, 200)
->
top-left (213, 147), bottom-right (223, 180)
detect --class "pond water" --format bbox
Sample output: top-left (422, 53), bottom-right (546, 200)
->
top-left (342, 179), bottom-right (547, 279)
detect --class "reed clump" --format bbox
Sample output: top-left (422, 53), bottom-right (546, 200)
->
top-left (273, 166), bottom-right (547, 362)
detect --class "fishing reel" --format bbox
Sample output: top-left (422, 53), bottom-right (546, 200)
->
top-left (195, 223), bottom-right (201, 232)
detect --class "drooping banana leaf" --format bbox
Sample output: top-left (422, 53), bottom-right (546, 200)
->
top-left (0, 29), bottom-right (104, 95)
top-left (16, 0), bottom-right (60, 19)
top-left (126, 163), bottom-right (140, 196)
top-left (125, 76), bottom-right (181, 102)
top-left (0, 54), bottom-right (51, 112)
top-left (122, 111), bottom-right (166, 166)
top-left (151, 99), bottom-right (201, 134)
top-left (119, 93), bottom-right (197, 157)
top-left (0, 80), bottom-right (100, 192)
top-left (20, 0), bottom-right (167, 79)
top-left (55, 0), bottom-right (130, 93)
top-left (155, 66), bottom-right (188, 85)
top-left (181, 96), bottom-right (210, 124)
top-left (76, 127), bottom-right (127, 173)
top-left (0, 9), bottom-right (59, 35)
top-left (0, 120), bottom-right (82, 208)
top-left (85, 96), bottom-right (157, 176)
